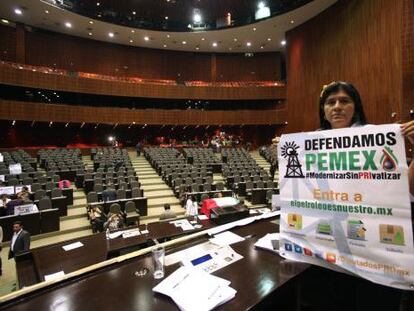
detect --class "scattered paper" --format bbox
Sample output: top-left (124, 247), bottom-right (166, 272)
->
top-left (254, 233), bottom-right (280, 254)
top-left (108, 231), bottom-right (123, 239)
top-left (62, 241), bottom-right (84, 251)
top-left (44, 271), bottom-right (65, 282)
top-left (153, 266), bottom-right (236, 311)
top-left (197, 215), bottom-right (208, 220)
top-left (141, 230), bottom-right (149, 234)
top-left (209, 231), bottom-right (245, 246)
top-left (249, 209), bottom-right (259, 214)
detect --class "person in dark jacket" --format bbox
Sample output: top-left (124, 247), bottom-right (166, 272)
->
top-left (8, 221), bottom-right (30, 259)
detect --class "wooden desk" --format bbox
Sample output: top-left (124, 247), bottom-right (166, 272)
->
top-left (89, 197), bottom-right (148, 216)
top-left (5, 219), bottom-right (311, 311)
top-left (15, 216), bottom-right (215, 287)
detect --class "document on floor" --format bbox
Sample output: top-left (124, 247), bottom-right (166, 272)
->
top-left (153, 266), bottom-right (236, 311)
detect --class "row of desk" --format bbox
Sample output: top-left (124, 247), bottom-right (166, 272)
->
top-left (5, 213), bottom-right (318, 311)
top-left (88, 197), bottom-right (148, 216)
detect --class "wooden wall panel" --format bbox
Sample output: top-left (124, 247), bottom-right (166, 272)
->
top-left (286, 0), bottom-right (405, 133)
top-left (0, 100), bottom-right (287, 125)
top-left (0, 64), bottom-right (285, 100)
top-left (0, 24), bottom-right (16, 62)
top-left (23, 29), bottom-right (281, 82)
top-left (216, 53), bottom-right (281, 81)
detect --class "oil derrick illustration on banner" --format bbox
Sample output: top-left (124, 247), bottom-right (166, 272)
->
top-left (281, 141), bottom-right (304, 178)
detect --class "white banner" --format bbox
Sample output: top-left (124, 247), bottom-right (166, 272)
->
top-left (278, 124), bottom-right (414, 290)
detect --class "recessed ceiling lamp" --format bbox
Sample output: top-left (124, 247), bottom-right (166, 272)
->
top-left (108, 32), bottom-right (114, 38)
top-left (182, 41), bottom-right (187, 45)
top-left (246, 42), bottom-right (252, 47)
top-left (144, 36), bottom-right (150, 41)
top-left (89, 20), bottom-right (94, 24)
top-left (45, 10), bottom-right (49, 14)
top-left (1, 19), bottom-right (9, 24)
top-left (65, 22), bottom-right (72, 28)
top-left (212, 42), bottom-right (218, 47)
top-left (281, 40), bottom-right (286, 46)
top-left (14, 8), bottom-right (23, 15)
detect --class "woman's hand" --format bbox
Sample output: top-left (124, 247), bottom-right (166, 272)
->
top-left (401, 121), bottom-right (414, 145)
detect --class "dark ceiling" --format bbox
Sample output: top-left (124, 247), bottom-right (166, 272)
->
top-left (54, 0), bottom-right (312, 32)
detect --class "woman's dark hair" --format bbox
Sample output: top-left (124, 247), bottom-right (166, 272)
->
top-left (319, 81), bottom-right (367, 130)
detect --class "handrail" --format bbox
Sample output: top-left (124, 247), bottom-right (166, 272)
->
top-left (0, 61), bottom-right (285, 88)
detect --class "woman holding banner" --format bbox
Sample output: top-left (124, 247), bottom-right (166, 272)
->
top-left (301, 81), bottom-right (414, 310)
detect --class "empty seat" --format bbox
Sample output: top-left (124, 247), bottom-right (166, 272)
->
top-left (124, 201), bottom-right (139, 226)
top-left (87, 191), bottom-right (98, 204)
top-left (51, 188), bottom-right (63, 198)
top-left (45, 181), bottom-right (55, 191)
top-left (38, 196), bottom-right (52, 210)
top-left (109, 203), bottom-right (121, 215)
top-left (37, 176), bottom-right (48, 184)
top-left (93, 184), bottom-right (104, 192)
top-left (31, 183), bottom-right (42, 192)
top-left (22, 177), bottom-right (33, 185)
top-left (34, 189), bottom-right (47, 201)
top-left (116, 189), bottom-right (126, 200)
top-left (7, 178), bottom-right (19, 186)
top-left (131, 187), bottom-right (142, 198)
top-left (215, 182), bottom-right (225, 191)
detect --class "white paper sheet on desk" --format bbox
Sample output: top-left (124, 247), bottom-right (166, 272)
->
top-left (62, 241), bottom-right (84, 251)
top-left (180, 221), bottom-right (195, 231)
top-left (108, 231), bottom-right (123, 239)
top-left (140, 229), bottom-right (149, 234)
top-left (254, 233), bottom-right (280, 253)
top-left (122, 229), bottom-right (141, 238)
top-left (44, 271), bottom-right (65, 282)
top-left (209, 231), bottom-right (245, 246)
top-left (197, 214), bottom-right (208, 220)
top-left (153, 266), bottom-right (236, 311)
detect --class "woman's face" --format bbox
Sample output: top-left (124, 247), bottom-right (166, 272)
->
top-left (323, 89), bottom-right (355, 129)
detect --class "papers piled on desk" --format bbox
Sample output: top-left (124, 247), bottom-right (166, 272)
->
top-left (169, 219), bottom-right (195, 231)
top-left (254, 233), bottom-right (280, 254)
top-left (153, 266), bottom-right (236, 311)
top-left (122, 228), bottom-right (141, 239)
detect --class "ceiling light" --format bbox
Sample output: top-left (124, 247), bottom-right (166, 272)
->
top-left (246, 42), bottom-right (252, 47)
top-left (163, 44), bottom-right (167, 48)
top-left (65, 22), bottom-right (72, 28)
top-left (108, 32), bottom-right (114, 38)
top-left (258, 2), bottom-right (265, 9)
top-left (96, 2), bottom-right (100, 6)
top-left (45, 10), bottom-right (49, 14)
top-left (195, 46), bottom-right (200, 50)
top-left (290, 20), bottom-right (295, 24)
top-left (212, 42), bottom-right (217, 47)
top-left (182, 41), bottom-right (187, 45)
top-left (14, 8), bottom-right (23, 15)
top-left (129, 39), bottom-right (133, 43)
top-left (201, 38), bottom-right (205, 41)
top-left (88, 32), bottom-right (93, 36)
top-left (166, 34), bottom-right (170, 38)
top-left (144, 36), bottom-right (150, 41)
top-left (165, 16), bottom-right (168, 20)
top-left (260, 46), bottom-right (264, 49)
top-left (132, 11), bottom-right (136, 15)
top-left (229, 47), bottom-right (232, 51)
top-left (253, 27), bottom-right (257, 31)
top-left (89, 20), bottom-right (94, 24)
top-left (233, 38), bottom-right (238, 42)
top-left (12, 120), bottom-right (16, 126)
top-left (267, 38), bottom-right (271, 41)
top-left (131, 30), bottom-right (135, 33)
top-left (193, 9), bottom-right (202, 24)
top-left (1, 19), bottom-right (9, 24)
top-left (281, 40), bottom-right (286, 46)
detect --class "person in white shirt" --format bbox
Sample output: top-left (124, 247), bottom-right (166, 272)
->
top-left (8, 221), bottom-right (30, 259)
top-left (185, 196), bottom-right (198, 217)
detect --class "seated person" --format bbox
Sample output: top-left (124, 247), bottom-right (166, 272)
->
top-left (101, 184), bottom-right (117, 202)
top-left (185, 196), bottom-right (198, 217)
top-left (0, 194), bottom-right (11, 216)
top-left (89, 206), bottom-right (106, 233)
top-left (16, 186), bottom-right (30, 201)
top-left (214, 192), bottom-right (223, 199)
top-left (104, 212), bottom-right (124, 231)
top-left (159, 203), bottom-right (177, 221)
top-left (58, 180), bottom-right (71, 189)
top-left (5, 199), bottom-right (25, 215)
